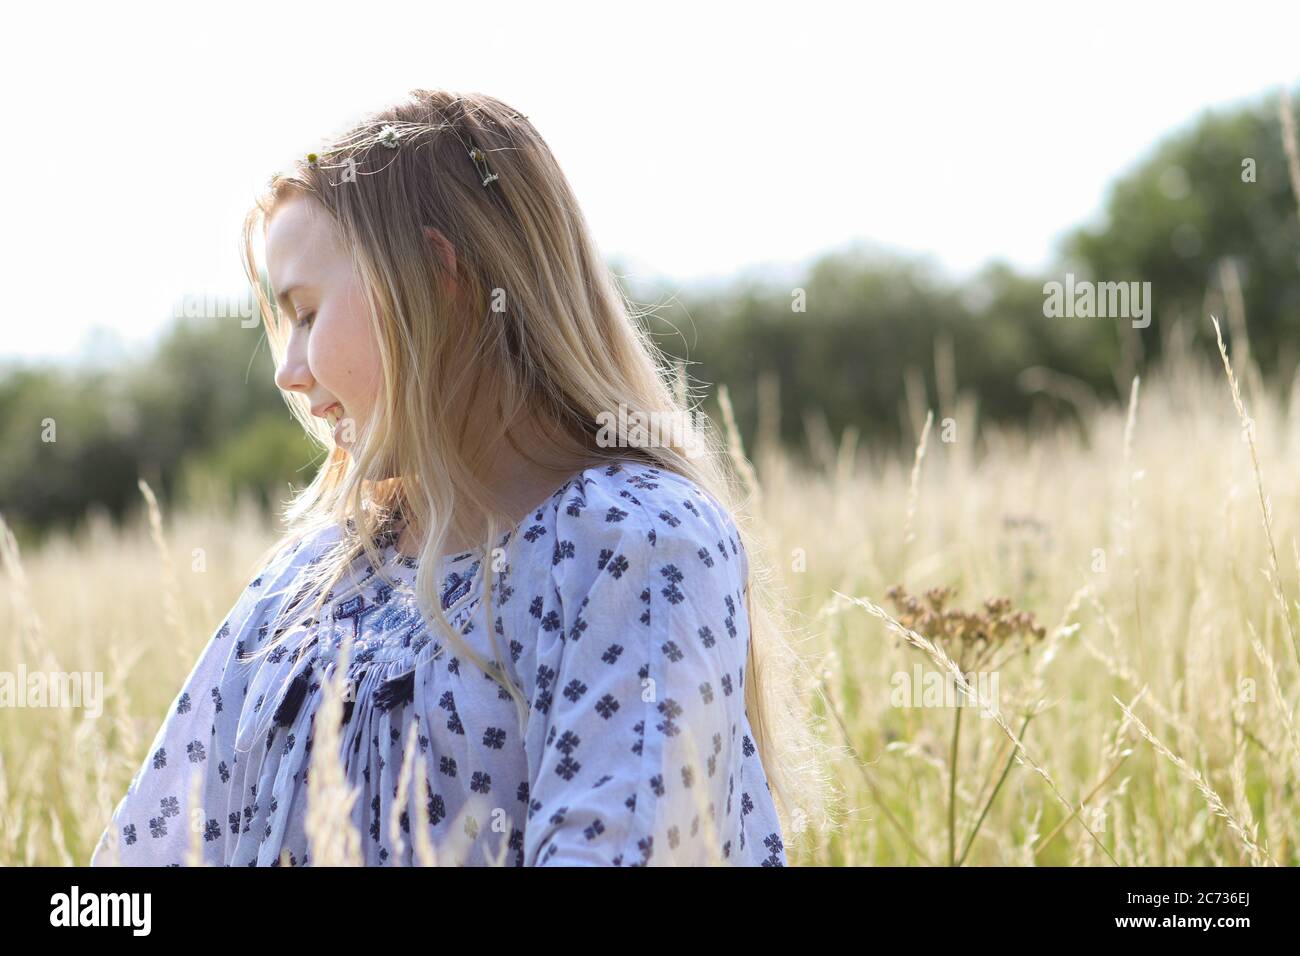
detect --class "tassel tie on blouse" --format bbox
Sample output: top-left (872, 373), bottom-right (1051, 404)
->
top-left (271, 661), bottom-right (410, 730)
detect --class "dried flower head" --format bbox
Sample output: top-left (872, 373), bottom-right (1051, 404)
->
top-left (886, 583), bottom-right (1046, 670)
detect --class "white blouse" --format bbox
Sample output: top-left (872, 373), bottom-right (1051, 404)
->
top-left (90, 459), bottom-right (787, 866)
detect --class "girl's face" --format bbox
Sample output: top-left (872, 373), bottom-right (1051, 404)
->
top-left (265, 192), bottom-right (381, 451)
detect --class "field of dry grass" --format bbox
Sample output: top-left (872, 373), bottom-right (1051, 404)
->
top-left (759, 321), bottom-right (1299, 866)
top-left (2, 322), bottom-right (1298, 866)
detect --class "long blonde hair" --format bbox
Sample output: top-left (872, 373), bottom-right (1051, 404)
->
top-left (239, 89), bottom-right (837, 848)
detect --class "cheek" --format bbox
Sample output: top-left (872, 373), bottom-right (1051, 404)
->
top-left (309, 309), bottom-right (382, 411)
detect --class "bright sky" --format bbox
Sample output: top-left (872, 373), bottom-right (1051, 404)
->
top-left (4, 0), bottom-right (1298, 364)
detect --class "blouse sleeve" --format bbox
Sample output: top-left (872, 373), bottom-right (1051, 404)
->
top-left (521, 489), bottom-right (752, 866)
top-left (89, 551), bottom-right (289, 866)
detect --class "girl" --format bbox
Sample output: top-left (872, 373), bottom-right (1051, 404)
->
top-left (91, 90), bottom-right (831, 866)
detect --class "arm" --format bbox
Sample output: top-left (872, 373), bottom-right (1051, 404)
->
top-left (89, 552), bottom-right (290, 866)
top-left (521, 492), bottom-right (751, 866)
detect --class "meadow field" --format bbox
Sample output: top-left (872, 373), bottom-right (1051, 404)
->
top-left (2, 319), bottom-right (1298, 866)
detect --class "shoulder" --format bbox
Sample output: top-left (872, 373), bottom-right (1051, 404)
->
top-left (511, 461), bottom-right (752, 718)
top-left (223, 522), bottom-right (342, 632)
top-left (546, 459), bottom-right (749, 605)
top-left (255, 522), bottom-right (338, 589)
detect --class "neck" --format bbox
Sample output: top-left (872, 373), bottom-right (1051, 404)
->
top-left (391, 429), bottom-right (598, 559)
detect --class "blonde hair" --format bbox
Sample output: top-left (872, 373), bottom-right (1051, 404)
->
top-left (239, 89), bottom-right (837, 848)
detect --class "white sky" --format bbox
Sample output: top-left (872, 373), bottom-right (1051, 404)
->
top-left (3, 0), bottom-right (1298, 364)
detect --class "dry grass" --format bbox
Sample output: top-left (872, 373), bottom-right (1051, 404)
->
top-left (4, 332), bottom-right (1300, 865)
top-left (739, 327), bottom-right (1299, 866)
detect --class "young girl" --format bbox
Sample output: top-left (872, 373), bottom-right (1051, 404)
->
top-left (91, 90), bottom-right (830, 866)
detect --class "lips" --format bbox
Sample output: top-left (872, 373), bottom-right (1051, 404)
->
top-left (310, 403), bottom-right (347, 439)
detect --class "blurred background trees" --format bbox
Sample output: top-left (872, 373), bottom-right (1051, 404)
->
top-left (2, 88), bottom-right (1296, 545)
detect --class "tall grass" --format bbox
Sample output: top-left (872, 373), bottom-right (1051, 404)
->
top-left (3, 334), bottom-right (1300, 864)
top-left (739, 329), bottom-right (1298, 866)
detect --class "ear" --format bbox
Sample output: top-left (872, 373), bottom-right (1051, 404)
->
top-left (423, 227), bottom-right (459, 291)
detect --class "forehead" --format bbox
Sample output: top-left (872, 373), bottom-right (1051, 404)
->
top-left (265, 192), bottom-right (340, 284)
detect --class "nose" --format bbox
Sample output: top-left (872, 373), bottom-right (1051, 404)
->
top-left (274, 330), bottom-right (313, 394)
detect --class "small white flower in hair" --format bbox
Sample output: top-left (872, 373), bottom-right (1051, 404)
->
top-left (468, 146), bottom-right (499, 186)
top-left (377, 125), bottom-right (402, 149)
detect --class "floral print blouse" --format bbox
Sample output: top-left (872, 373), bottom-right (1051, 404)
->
top-left (90, 460), bottom-right (787, 866)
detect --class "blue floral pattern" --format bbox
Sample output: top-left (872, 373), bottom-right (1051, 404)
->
top-left (90, 460), bottom-right (786, 866)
